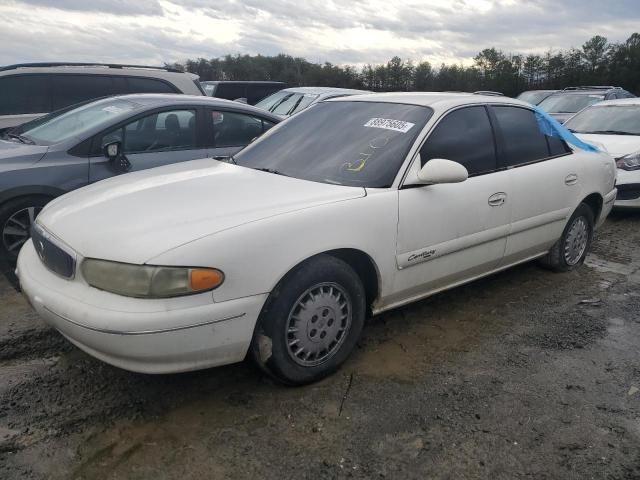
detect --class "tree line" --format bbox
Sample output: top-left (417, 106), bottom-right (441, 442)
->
top-left (167, 33), bottom-right (640, 96)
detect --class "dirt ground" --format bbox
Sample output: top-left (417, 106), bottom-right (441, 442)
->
top-left (1, 211), bottom-right (639, 480)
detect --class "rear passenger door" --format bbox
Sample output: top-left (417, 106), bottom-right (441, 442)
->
top-left (205, 109), bottom-right (276, 161)
top-left (489, 105), bottom-right (580, 263)
top-left (394, 105), bottom-right (512, 301)
top-left (89, 107), bottom-right (208, 183)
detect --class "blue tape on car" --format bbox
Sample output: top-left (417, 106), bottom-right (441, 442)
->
top-left (533, 106), bottom-right (599, 153)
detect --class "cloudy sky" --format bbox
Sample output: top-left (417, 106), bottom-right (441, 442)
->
top-left (1, 0), bottom-right (638, 67)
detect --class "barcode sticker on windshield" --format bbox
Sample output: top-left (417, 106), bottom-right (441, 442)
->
top-left (364, 118), bottom-right (415, 133)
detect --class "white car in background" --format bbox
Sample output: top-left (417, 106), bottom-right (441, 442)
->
top-left (254, 86), bottom-right (370, 116)
top-left (565, 98), bottom-right (640, 209)
top-left (17, 93), bottom-right (616, 385)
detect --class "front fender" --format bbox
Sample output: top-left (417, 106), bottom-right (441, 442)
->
top-left (148, 191), bottom-right (399, 304)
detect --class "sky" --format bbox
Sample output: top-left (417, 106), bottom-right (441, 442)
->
top-left (1, 0), bottom-right (639, 68)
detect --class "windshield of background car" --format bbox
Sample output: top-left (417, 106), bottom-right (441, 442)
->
top-left (517, 91), bottom-right (553, 105)
top-left (538, 93), bottom-right (605, 114)
top-left (565, 104), bottom-right (640, 135)
top-left (18, 98), bottom-right (139, 145)
top-left (234, 101), bottom-right (433, 188)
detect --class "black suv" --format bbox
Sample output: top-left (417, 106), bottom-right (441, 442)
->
top-left (538, 86), bottom-right (636, 123)
top-left (201, 81), bottom-right (287, 105)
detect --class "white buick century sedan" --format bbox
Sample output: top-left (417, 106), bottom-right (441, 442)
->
top-left (17, 93), bottom-right (617, 385)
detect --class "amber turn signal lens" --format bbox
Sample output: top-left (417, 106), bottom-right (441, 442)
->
top-left (190, 269), bottom-right (224, 291)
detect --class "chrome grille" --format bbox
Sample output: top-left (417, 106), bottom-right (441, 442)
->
top-left (31, 224), bottom-right (76, 279)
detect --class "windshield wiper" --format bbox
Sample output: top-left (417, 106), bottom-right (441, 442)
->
top-left (580, 130), bottom-right (638, 136)
top-left (253, 167), bottom-right (289, 177)
top-left (7, 133), bottom-right (35, 144)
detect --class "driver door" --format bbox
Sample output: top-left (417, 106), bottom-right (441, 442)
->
top-left (89, 108), bottom-right (208, 183)
top-left (392, 105), bottom-right (512, 303)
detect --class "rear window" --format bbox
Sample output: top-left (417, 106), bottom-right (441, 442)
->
top-left (538, 93), bottom-right (605, 114)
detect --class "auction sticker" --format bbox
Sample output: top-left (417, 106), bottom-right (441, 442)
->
top-left (364, 118), bottom-right (415, 133)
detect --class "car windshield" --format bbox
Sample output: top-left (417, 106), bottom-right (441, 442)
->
top-left (234, 101), bottom-right (433, 188)
top-left (538, 93), bottom-right (605, 114)
top-left (517, 91), bottom-right (553, 105)
top-left (255, 91), bottom-right (319, 116)
top-left (16, 98), bottom-right (139, 145)
top-left (565, 104), bottom-right (640, 135)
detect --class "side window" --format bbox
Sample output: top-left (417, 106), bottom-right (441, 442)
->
top-left (420, 106), bottom-right (497, 176)
top-left (212, 111), bottom-right (266, 147)
top-left (51, 75), bottom-right (115, 110)
top-left (0, 75), bottom-right (51, 115)
top-left (100, 109), bottom-right (197, 154)
top-left (126, 77), bottom-right (177, 94)
top-left (492, 106), bottom-right (553, 167)
top-left (214, 84), bottom-right (246, 100)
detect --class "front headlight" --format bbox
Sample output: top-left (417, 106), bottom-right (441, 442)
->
top-left (616, 151), bottom-right (640, 171)
top-left (82, 259), bottom-right (224, 298)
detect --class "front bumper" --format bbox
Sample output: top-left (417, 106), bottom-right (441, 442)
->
top-left (17, 241), bottom-right (267, 374)
top-left (598, 187), bottom-right (617, 227)
top-left (614, 170), bottom-right (640, 209)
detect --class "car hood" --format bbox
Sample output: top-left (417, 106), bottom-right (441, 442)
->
top-left (575, 134), bottom-right (640, 159)
top-left (38, 159), bottom-right (366, 264)
top-left (0, 139), bottom-right (48, 164)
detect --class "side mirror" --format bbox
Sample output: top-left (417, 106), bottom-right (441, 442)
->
top-left (102, 141), bottom-right (131, 173)
top-left (407, 158), bottom-right (468, 185)
top-left (103, 141), bottom-right (121, 160)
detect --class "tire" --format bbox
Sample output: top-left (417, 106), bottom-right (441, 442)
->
top-left (250, 254), bottom-right (366, 385)
top-left (0, 196), bottom-right (50, 267)
top-left (539, 203), bottom-right (594, 272)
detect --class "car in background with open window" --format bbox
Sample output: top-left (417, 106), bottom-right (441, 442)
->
top-left (0, 94), bottom-right (280, 268)
top-left (16, 92), bottom-right (616, 385)
top-left (254, 87), bottom-right (371, 117)
top-left (565, 98), bottom-right (640, 209)
top-left (0, 63), bottom-right (205, 131)
top-left (538, 86), bottom-right (635, 124)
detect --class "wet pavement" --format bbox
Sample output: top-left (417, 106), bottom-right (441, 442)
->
top-left (1, 211), bottom-right (639, 479)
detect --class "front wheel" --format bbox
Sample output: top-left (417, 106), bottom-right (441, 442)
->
top-left (0, 196), bottom-right (49, 266)
top-left (250, 254), bottom-right (366, 385)
top-left (539, 203), bottom-right (594, 272)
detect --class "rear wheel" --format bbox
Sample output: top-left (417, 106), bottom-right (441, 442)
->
top-left (539, 203), bottom-right (594, 272)
top-left (0, 196), bottom-right (49, 266)
top-left (250, 254), bottom-right (366, 385)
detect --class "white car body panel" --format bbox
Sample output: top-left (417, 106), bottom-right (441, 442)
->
top-left (17, 92), bottom-right (618, 374)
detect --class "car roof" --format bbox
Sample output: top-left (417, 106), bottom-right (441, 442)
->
top-left (280, 86), bottom-right (370, 95)
top-left (201, 80), bottom-right (286, 85)
top-left (0, 63), bottom-right (199, 80)
top-left (328, 91), bottom-right (532, 110)
top-left (585, 97), bottom-right (640, 107)
top-left (92, 94), bottom-right (283, 120)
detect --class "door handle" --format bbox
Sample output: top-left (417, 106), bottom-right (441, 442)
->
top-left (488, 192), bottom-right (507, 207)
top-left (565, 174), bottom-right (578, 186)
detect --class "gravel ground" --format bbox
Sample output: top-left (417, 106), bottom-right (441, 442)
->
top-left (1, 211), bottom-right (639, 480)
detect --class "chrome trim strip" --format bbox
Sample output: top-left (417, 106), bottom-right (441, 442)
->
top-left (43, 305), bottom-right (246, 336)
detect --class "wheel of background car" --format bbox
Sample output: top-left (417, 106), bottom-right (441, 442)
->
top-left (250, 254), bottom-right (366, 385)
top-left (0, 196), bottom-right (51, 265)
top-left (539, 203), bottom-right (594, 272)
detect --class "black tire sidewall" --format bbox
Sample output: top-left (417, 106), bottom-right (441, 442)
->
top-left (0, 196), bottom-right (50, 264)
top-left (252, 254), bottom-right (366, 385)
